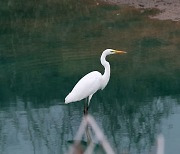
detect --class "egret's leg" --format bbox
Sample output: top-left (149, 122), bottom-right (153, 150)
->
top-left (87, 95), bottom-right (93, 112)
top-left (84, 98), bottom-right (88, 115)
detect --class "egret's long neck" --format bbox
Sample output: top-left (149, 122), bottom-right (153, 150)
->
top-left (100, 53), bottom-right (110, 89)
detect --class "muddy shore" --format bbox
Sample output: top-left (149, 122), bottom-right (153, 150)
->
top-left (104, 0), bottom-right (180, 21)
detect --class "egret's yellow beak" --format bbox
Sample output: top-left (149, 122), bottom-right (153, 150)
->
top-left (114, 50), bottom-right (127, 54)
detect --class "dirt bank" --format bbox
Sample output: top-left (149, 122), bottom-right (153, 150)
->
top-left (104, 0), bottom-right (180, 21)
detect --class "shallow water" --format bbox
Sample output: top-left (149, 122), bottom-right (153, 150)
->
top-left (0, 1), bottom-right (180, 154)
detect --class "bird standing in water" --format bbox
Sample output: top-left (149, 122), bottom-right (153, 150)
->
top-left (65, 49), bottom-right (126, 114)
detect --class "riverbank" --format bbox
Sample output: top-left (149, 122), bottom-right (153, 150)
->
top-left (103, 0), bottom-right (180, 21)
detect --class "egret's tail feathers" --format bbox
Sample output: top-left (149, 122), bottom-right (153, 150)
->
top-left (65, 93), bottom-right (72, 104)
top-left (65, 97), bottom-right (70, 104)
top-left (65, 92), bottom-right (81, 104)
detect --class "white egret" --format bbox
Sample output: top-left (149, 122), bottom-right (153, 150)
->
top-left (65, 49), bottom-right (126, 114)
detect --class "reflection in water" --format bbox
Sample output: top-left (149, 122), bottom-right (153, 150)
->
top-left (0, 95), bottom-right (179, 153)
top-left (157, 134), bottom-right (164, 154)
top-left (91, 95), bottom-right (179, 154)
top-left (67, 114), bottom-right (114, 154)
top-left (0, 100), bottom-right (68, 154)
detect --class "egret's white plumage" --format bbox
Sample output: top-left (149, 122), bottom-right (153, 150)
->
top-left (65, 49), bottom-right (126, 111)
top-left (65, 71), bottom-right (102, 104)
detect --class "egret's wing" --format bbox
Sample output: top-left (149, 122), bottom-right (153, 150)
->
top-left (65, 71), bottom-right (102, 103)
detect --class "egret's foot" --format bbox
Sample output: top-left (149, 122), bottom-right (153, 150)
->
top-left (83, 107), bottom-right (88, 115)
top-left (83, 108), bottom-right (86, 115)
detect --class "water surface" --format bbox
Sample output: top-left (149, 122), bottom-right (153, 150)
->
top-left (0, 1), bottom-right (180, 153)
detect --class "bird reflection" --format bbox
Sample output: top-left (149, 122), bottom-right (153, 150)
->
top-left (67, 121), bottom-right (94, 153)
top-left (67, 114), bottom-right (109, 154)
top-left (85, 124), bottom-right (92, 144)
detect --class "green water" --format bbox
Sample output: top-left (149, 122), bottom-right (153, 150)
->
top-left (0, 1), bottom-right (180, 153)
